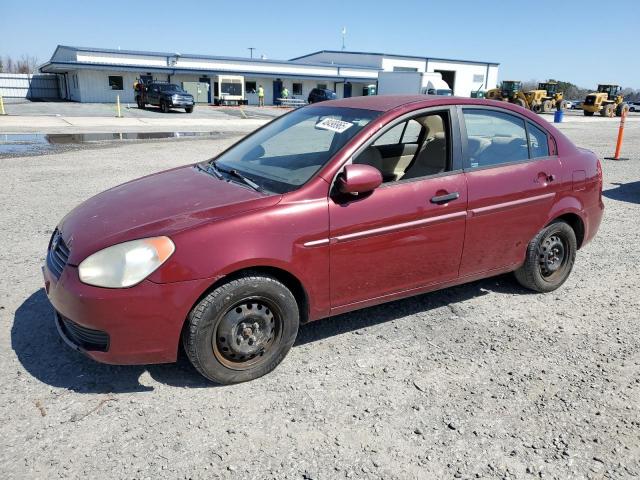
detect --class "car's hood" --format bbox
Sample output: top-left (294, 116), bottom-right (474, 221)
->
top-left (59, 165), bottom-right (280, 264)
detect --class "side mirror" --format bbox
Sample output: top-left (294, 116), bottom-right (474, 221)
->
top-left (337, 164), bottom-right (382, 195)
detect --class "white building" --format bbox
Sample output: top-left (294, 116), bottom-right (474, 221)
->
top-left (39, 45), bottom-right (499, 104)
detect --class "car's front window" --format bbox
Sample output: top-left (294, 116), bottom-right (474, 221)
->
top-left (211, 107), bottom-right (380, 193)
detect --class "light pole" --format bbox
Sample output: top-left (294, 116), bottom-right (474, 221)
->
top-left (248, 47), bottom-right (256, 59)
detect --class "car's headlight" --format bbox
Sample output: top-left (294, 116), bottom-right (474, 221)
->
top-left (78, 236), bottom-right (175, 288)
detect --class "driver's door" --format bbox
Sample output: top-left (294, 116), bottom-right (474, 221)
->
top-left (328, 108), bottom-right (467, 310)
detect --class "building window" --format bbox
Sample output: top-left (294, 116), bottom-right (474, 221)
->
top-left (245, 81), bottom-right (257, 94)
top-left (317, 83), bottom-right (327, 90)
top-left (393, 66), bottom-right (418, 72)
top-left (108, 76), bottom-right (124, 90)
top-left (292, 83), bottom-right (303, 96)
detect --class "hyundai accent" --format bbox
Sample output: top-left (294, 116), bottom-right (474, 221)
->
top-left (43, 96), bottom-right (604, 384)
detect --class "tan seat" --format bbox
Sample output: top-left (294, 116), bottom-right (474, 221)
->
top-left (353, 146), bottom-right (383, 173)
top-left (402, 115), bottom-right (447, 180)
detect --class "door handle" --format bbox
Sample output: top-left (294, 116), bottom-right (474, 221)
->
top-left (430, 192), bottom-right (460, 204)
top-left (536, 172), bottom-right (556, 183)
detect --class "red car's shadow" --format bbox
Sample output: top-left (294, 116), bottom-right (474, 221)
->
top-left (12, 275), bottom-right (529, 392)
top-left (602, 181), bottom-right (640, 205)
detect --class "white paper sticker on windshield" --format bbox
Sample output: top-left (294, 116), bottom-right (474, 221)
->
top-left (315, 118), bottom-right (353, 133)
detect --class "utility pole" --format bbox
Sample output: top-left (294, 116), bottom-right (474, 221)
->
top-left (248, 47), bottom-right (256, 59)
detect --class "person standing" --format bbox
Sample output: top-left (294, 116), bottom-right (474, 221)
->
top-left (281, 86), bottom-right (289, 100)
top-left (257, 85), bottom-right (264, 107)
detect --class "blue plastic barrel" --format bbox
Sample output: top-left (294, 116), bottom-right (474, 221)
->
top-left (554, 110), bottom-right (564, 123)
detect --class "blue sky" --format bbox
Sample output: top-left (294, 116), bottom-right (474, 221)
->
top-left (2, 0), bottom-right (638, 89)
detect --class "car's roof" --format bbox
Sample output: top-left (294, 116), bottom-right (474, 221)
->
top-left (314, 95), bottom-right (496, 112)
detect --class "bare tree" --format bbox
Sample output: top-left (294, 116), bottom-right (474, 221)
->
top-left (1, 55), bottom-right (38, 73)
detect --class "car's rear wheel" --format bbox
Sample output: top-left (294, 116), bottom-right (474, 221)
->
top-left (514, 221), bottom-right (577, 293)
top-left (183, 273), bottom-right (299, 384)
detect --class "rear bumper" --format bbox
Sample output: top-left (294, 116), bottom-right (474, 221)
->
top-left (43, 263), bottom-right (218, 365)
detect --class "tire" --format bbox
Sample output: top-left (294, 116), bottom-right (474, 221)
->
top-left (541, 99), bottom-right (552, 113)
top-left (160, 101), bottom-right (169, 113)
top-left (532, 103), bottom-right (541, 113)
top-left (513, 98), bottom-right (527, 108)
top-left (601, 103), bottom-right (615, 117)
top-left (583, 110), bottom-right (594, 116)
top-left (183, 273), bottom-right (300, 384)
top-left (514, 221), bottom-right (577, 293)
top-left (616, 103), bottom-right (629, 117)
top-left (185, 106), bottom-right (194, 113)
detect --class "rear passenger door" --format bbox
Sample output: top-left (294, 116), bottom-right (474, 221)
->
top-left (459, 108), bottom-right (564, 277)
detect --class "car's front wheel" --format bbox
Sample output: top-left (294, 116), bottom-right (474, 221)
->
top-left (185, 106), bottom-right (194, 113)
top-left (160, 101), bottom-right (169, 113)
top-left (183, 273), bottom-right (299, 384)
top-left (514, 221), bottom-right (577, 293)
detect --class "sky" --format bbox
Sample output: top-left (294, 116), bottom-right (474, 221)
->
top-left (1, 0), bottom-right (638, 89)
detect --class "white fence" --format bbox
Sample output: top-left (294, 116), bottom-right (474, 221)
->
top-left (0, 73), bottom-right (60, 99)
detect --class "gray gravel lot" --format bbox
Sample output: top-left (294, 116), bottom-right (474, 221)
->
top-left (0, 118), bottom-right (639, 479)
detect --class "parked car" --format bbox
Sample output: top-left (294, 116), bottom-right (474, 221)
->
top-left (629, 102), bottom-right (640, 112)
top-left (134, 81), bottom-right (195, 113)
top-left (307, 88), bottom-right (337, 104)
top-left (571, 100), bottom-right (583, 110)
top-left (44, 96), bottom-right (604, 384)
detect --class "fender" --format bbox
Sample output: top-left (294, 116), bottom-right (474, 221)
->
top-left (544, 194), bottom-right (585, 226)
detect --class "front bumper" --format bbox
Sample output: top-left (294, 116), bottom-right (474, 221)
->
top-left (168, 98), bottom-right (194, 107)
top-left (43, 262), bottom-right (218, 365)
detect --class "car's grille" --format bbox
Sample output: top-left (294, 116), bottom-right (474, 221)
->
top-left (47, 229), bottom-right (70, 278)
top-left (58, 314), bottom-right (109, 352)
top-left (173, 95), bottom-right (192, 102)
top-left (584, 95), bottom-right (596, 106)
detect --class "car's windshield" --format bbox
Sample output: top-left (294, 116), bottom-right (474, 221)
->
top-left (159, 84), bottom-right (184, 93)
top-left (211, 106), bottom-right (380, 193)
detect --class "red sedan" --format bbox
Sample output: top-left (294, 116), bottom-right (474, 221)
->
top-left (43, 96), bottom-right (604, 384)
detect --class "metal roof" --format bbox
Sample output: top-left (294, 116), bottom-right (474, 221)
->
top-left (38, 60), bottom-right (377, 81)
top-left (48, 45), bottom-right (381, 71)
top-left (290, 50), bottom-right (500, 66)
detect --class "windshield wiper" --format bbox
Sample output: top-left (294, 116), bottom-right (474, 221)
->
top-left (196, 162), bottom-right (223, 179)
top-left (212, 162), bottom-right (264, 193)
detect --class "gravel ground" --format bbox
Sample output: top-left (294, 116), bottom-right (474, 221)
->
top-left (0, 119), bottom-right (639, 479)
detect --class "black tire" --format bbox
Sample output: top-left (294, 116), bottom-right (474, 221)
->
top-left (185, 106), bottom-right (194, 113)
top-left (513, 98), bottom-right (527, 108)
top-left (514, 221), bottom-right (577, 293)
top-left (183, 273), bottom-right (299, 384)
top-left (601, 103), bottom-right (614, 117)
top-left (616, 103), bottom-right (629, 117)
top-left (541, 99), bottom-right (552, 113)
top-left (583, 110), bottom-right (594, 116)
top-left (160, 101), bottom-right (169, 113)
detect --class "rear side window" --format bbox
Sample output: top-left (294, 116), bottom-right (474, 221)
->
top-left (527, 121), bottom-right (550, 158)
top-left (463, 109), bottom-right (528, 168)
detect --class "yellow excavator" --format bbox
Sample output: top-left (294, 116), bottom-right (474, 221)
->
top-left (582, 84), bottom-right (628, 117)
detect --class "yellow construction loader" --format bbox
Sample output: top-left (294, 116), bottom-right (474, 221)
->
top-left (486, 81), bottom-right (529, 108)
top-left (582, 84), bottom-right (628, 117)
top-left (526, 82), bottom-right (566, 113)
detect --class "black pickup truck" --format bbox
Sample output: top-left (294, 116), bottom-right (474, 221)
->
top-left (135, 82), bottom-right (195, 113)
